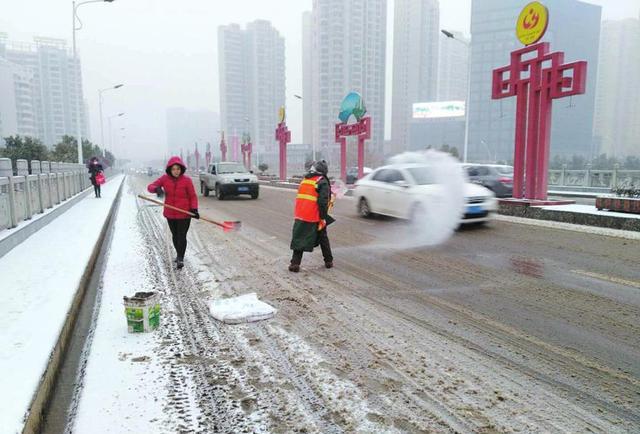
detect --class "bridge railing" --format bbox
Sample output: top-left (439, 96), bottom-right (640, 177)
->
top-left (548, 166), bottom-right (640, 190)
top-left (0, 157), bottom-right (98, 230)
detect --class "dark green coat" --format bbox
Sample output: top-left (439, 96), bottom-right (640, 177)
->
top-left (290, 175), bottom-right (335, 252)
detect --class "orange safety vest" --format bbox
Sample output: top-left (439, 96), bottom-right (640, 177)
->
top-left (294, 176), bottom-right (322, 222)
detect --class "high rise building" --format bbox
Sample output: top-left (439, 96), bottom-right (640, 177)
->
top-left (468, 0), bottom-right (601, 163)
top-left (0, 34), bottom-right (88, 147)
top-left (308, 0), bottom-right (387, 166)
top-left (301, 11), bottom-right (314, 146)
top-left (0, 57), bottom-right (36, 140)
top-left (218, 24), bottom-right (248, 146)
top-left (218, 20), bottom-right (285, 165)
top-left (245, 20), bottom-right (286, 157)
top-left (166, 108), bottom-right (219, 158)
top-left (438, 30), bottom-right (469, 101)
top-left (391, 0), bottom-right (440, 155)
top-left (593, 18), bottom-right (640, 158)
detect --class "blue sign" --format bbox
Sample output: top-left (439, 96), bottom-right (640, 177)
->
top-left (338, 92), bottom-right (367, 123)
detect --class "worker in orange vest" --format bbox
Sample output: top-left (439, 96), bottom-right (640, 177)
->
top-left (289, 160), bottom-right (335, 272)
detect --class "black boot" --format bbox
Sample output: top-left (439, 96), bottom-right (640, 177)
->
top-left (176, 258), bottom-right (184, 270)
top-left (288, 263), bottom-right (300, 272)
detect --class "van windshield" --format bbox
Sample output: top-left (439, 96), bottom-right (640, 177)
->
top-left (218, 164), bottom-right (248, 174)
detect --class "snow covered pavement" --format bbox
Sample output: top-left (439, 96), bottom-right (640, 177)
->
top-left (72, 179), bottom-right (173, 433)
top-left (0, 175), bottom-right (124, 434)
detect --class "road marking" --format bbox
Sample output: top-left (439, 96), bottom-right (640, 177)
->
top-left (571, 269), bottom-right (640, 288)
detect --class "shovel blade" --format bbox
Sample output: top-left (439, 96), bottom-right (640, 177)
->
top-left (223, 221), bottom-right (242, 232)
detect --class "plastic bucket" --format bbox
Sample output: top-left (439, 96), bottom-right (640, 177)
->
top-left (123, 291), bottom-right (160, 333)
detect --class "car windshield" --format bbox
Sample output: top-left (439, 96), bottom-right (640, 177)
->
top-left (406, 167), bottom-right (435, 185)
top-left (218, 164), bottom-right (248, 174)
top-left (495, 166), bottom-right (514, 175)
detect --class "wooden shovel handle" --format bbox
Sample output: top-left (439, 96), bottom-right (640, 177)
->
top-left (137, 195), bottom-right (228, 229)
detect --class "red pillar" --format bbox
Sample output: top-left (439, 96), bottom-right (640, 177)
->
top-left (525, 79), bottom-right (541, 199)
top-left (357, 136), bottom-right (365, 180)
top-left (535, 83), bottom-right (553, 200)
top-left (513, 86), bottom-right (527, 199)
top-left (339, 137), bottom-right (347, 182)
top-left (247, 143), bottom-right (252, 171)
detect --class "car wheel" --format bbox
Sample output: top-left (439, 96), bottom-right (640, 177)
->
top-left (251, 191), bottom-right (259, 199)
top-left (358, 197), bottom-right (372, 218)
top-left (410, 202), bottom-right (427, 223)
top-left (202, 183), bottom-right (209, 197)
top-left (216, 185), bottom-right (224, 200)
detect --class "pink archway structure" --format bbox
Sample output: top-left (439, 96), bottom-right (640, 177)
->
top-left (492, 41), bottom-right (587, 201)
top-left (335, 117), bottom-right (371, 183)
top-left (241, 141), bottom-right (252, 170)
top-left (276, 121), bottom-right (291, 181)
top-left (219, 134), bottom-right (227, 162)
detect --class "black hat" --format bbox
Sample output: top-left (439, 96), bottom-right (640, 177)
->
top-left (313, 160), bottom-right (328, 175)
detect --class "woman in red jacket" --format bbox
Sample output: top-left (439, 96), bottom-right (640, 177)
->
top-left (147, 156), bottom-right (199, 269)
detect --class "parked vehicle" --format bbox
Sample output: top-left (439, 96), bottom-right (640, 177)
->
top-left (199, 162), bottom-right (259, 200)
top-left (353, 163), bottom-right (497, 224)
top-left (463, 164), bottom-right (513, 198)
top-left (346, 166), bottom-right (373, 185)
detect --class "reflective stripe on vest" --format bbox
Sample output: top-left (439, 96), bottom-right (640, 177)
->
top-left (294, 176), bottom-right (322, 222)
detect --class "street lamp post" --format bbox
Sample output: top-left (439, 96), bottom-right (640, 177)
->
top-left (99, 83), bottom-right (123, 151)
top-left (107, 112), bottom-right (124, 156)
top-left (294, 94), bottom-right (316, 161)
top-left (73, 0), bottom-right (115, 164)
top-left (441, 29), bottom-right (471, 163)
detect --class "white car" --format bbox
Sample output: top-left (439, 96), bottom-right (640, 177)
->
top-left (353, 163), bottom-right (497, 224)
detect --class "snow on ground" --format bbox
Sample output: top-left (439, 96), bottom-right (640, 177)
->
top-left (72, 183), bottom-right (171, 433)
top-left (0, 175), bottom-right (124, 434)
top-left (495, 214), bottom-right (640, 240)
top-left (0, 194), bottom-right (82, 243)
top-left (539, 203), bottom-right (640, 219)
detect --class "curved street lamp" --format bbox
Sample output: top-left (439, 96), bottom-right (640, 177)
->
top-left (73, 0), bottom-right (116, 163)
top-left (441, 29), bottom-right (471, 163)
top-left (99, 83), bottom-right (124, 150)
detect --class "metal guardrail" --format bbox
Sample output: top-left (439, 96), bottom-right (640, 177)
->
top-left (0, 158), bottom-right (94, 231)
top-left (548, 167), bottom-right (640, 190)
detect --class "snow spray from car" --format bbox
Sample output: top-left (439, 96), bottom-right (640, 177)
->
top-left (372, 149), bottom-right (466, 249)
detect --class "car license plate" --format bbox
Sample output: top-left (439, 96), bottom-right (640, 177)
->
top-left (238, 187), bottom-right (249, 192)
top-left (468, 205), bottom-right (484, 214)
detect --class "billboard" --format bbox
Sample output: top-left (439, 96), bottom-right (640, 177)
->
top-left (412, 101), bottom-right (465, 119)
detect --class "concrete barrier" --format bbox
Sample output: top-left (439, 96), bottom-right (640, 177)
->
top-left (498, 203), bottom-right (640, 232)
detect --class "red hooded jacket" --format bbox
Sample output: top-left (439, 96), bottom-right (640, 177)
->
top-left (147, 156), bottom-right (198, 220)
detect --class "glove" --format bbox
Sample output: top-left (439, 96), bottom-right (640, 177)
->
top-left (318, 219), bottom-right (327, 231)
top-left (190, 209), bottom-right (200, 219)
top-left (155, 187), bottom-right (164, 198)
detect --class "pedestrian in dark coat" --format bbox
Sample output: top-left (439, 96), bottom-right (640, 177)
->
top-left (87, 157), bottom-right (104, 198)
top-left (147, 156), bottom-right (199, 269)
top-left (289, 160), bottom-right (335, 272)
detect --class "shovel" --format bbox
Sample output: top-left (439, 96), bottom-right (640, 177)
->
top-left (138, 195), bottom-right (241, 232)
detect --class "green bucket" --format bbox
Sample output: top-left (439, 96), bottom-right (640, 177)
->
top-left (123, 291), bottom-right (160, 333)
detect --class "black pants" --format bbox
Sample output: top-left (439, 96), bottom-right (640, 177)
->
top-left (291, 229), bottom-right (333, 265)
top-left (93, 184), bottom-right (101, 197)
top-left (167, 218), bottom-right (191, 260)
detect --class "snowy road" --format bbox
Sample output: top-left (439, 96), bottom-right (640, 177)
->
top-left (73, 175), bottom-right (640, 433)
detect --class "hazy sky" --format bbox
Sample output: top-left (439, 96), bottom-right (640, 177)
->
top-left (1, 0), bottom-right (638, 161)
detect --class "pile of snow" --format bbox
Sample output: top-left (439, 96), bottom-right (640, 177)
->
top-left (208, 293), bottom-right (277, 324)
